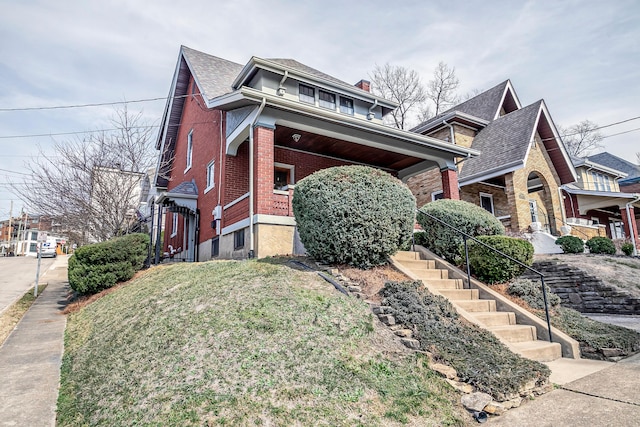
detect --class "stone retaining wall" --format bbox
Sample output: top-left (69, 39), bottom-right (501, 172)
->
top-left (521, 261), bottom-right (640, 314)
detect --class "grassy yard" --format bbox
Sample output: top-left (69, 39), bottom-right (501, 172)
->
top-left (0, 284), bottom-right (47, 346)
top-left (58, 259), bottom-right (469, 426)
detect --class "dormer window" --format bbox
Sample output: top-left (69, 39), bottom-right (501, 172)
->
top-left (319, 90), bottom-right (336, 110)
top-left (299, 84), bottom-right (315, 104)
top-left (340, 97), bottom-right (354, 115)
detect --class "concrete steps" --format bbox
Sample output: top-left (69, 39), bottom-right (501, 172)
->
top-left (391, 250), bottom-right (562, 362)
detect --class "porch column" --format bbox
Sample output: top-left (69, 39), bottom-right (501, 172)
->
top-left (440, 166), bottom-right (460, 200)
top-left (621, 206), bottom-right (639, 246)
top-left (253, 125), bottom-right (275, 215)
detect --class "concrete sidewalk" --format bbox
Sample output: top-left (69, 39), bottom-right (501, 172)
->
top-left (0, 255), bottom-right (69, 427)
top-left (490, 352), bottom-right (640, 426)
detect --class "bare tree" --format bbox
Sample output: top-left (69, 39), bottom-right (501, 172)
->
top-left (12, 106), bottom-right (159, 244)
top-left (426, 61), bottom-right (460, 117)
top-left (559, 120), bottom-right (603, 158)
top-left (370, 63), bottom-right (427, 130)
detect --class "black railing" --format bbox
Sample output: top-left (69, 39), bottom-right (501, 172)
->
top-left (414, 208), bottom-right (554, 343)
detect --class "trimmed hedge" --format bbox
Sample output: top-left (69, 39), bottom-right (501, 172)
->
top-left (467, 235), bottom-right (534, 284)
top-left (416, 199), bottom-right (504, 264)
top-left (586, 236), bottom-right (616, 255)
top-left (292, 166), bottom-right (416, 268)
top-left (621, 242), bottom-right (634, 256)
top-left (555, 235), bottom-right (584, 254)
top-left (380, 281), bottom-right (549, 398)
top-left (68, 233), bottom-right (149, 294)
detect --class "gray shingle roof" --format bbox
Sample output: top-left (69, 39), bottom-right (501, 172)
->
top-left (167, 180), bottom-right (198, 196)
top-left (460, 100), bottom-right (542, 181)
top-left (587, 152), bottom-right (640, 179)
top-left (413, 80), bottom-right (509, 132)
top-left (182, 46), bottom-right (243, 100)
top-left (267, 58), bottom-right (352, 88)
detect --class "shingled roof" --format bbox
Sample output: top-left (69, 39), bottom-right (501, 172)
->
top-left (459, 100), bottom-right (542, 182)
top-left (587, 152), bottom-right (640, 181)
top-left (413, 80), bottom-right (518, 133)
top-left (182, 46), bottom-right (243, 100)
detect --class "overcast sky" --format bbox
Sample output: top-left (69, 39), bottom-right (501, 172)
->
top-left (1, 0), bottom-right (639, 219)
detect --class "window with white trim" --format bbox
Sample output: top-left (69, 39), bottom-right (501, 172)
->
top-left (431, 190), bottom-right (444, 201)
top-left (318, 90), bottom-right (336, 110)
top-left (299, 84), bottom-right (315, 104)
top-left (185, 129), bottom-right (193, 172)
top-left (171, 212), bottom-right (178, 237)
top-left (205, 160), bottom-right (215, 193)
top-left (339, 96), bottom-right (354, 115)
top-left (480, 193), bottom-right (494, 215)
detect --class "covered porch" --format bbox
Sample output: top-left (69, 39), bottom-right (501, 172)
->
top-left (220, 101), bottom-right (478, 259)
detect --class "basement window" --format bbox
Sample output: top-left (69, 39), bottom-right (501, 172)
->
top-left (234, 229), bottom-right (245, 249)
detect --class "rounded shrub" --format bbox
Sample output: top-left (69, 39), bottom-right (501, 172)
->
top-left (468, 235), bottom-right (534, 284)
top-left (555, 235), bottom-right (584, 254)
top-left (586, 236), bottom-right (616, 255)
top-left (621, 242), bottom-right (634, 256)
top-left (292, 165), bottom-right (416, 268)
top-left (416, 199), bottom-right (505, 264)
top-left (68, 233), bottom-right (149, 294)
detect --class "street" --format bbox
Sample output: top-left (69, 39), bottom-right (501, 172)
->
top-left (0, 256), bottom-right (55, 314)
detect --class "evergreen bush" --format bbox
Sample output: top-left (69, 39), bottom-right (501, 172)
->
top-left (416, 199), bottom-right (504, 264)
top-left (621, 242), bottom-right (634, 256)
top-left (508, 278), bottom-right (561, 309)
top-left (467, 235), bottom-right (534, 284)
top-left (292, 166), bottom-right (415, 268)
top-left (586, 236), bottom-right (616, 255)
top-left (555, 235), bottom-right (584, 254)
top-left (380, 281), bottom-right (549, 397)
top-left (68, 233), bottom-right (149, 294)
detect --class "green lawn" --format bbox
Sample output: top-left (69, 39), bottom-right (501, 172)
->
top-left (57, 259), bottom-right (468, 426)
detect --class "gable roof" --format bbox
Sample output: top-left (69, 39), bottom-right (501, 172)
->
top-left (459, 99), bottom-right (576, 185)
top-left (183, 46), bottom-right (243, 100)
top-left (412, 80), bottom-right (521, 134)
top-left (459, 100), bottom-right (541, 182)
top-left (586, 152), bottom-right (640, 182)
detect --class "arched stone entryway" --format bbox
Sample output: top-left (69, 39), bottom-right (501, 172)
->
top-left (526, 171), bottom-right (557, 234)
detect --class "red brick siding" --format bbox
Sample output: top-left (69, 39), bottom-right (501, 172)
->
top-left (224, 141), bottom-right (249, 203)
top-left (163, 74), bottom-right (223, 250)
top-left (225, 197), bottom-right (250, 227)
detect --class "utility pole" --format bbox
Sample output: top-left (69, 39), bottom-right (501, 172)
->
top-left (7, 200), bottom-right (13, 249)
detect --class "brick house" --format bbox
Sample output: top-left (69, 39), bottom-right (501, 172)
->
top-left (561, 153), bottom-right (640, 252)
top-left (154, 46), bottom-right (477, 261)
top-left (408, 80), bottom-right (576, 236)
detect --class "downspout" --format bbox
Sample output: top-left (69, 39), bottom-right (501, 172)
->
top-left (249, 98), bottom-right (267, 258)
top-left (625, 194), bottom-right (640, 256)
top-left (443, 119), bottom-right (455, 145)
top-left (367, 99), bottom-right (378, 120)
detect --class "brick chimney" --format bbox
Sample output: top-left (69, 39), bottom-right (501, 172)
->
top-left (355, 79), bottom-right (370, 92)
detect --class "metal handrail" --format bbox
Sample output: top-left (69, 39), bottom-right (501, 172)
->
top-left (415, 207), bottom-right (554, 343)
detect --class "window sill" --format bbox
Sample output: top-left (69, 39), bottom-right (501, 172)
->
top-left (170, 232), bottom-right (177, 238)
top-left (204, 185), bottom-right (215, 194)
top-left (184, 165), bottom-right (192, 174)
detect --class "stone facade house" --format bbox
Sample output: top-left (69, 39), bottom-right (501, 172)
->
top-left (154, 46), bottom-right (477, 261)
top-left (408, 80), bottom-right (576, 236)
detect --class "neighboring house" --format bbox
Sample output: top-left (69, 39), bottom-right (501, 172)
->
top-left (408, 80), bottom-right (576, 236)
top-left (587, 152), bottom-right (640, 194)
top-left (154, 46), bottom-right (477, 261)
top-left (560, 154), bottom-right (640, 249)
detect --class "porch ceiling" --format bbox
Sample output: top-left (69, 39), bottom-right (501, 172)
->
top-left (574, 193), bottom-right (640, 215)
top-left (274, 126), bottom-right (423, 171)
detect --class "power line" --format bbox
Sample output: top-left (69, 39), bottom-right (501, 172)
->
top-left (0, 94), bottom-right (198, 112)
